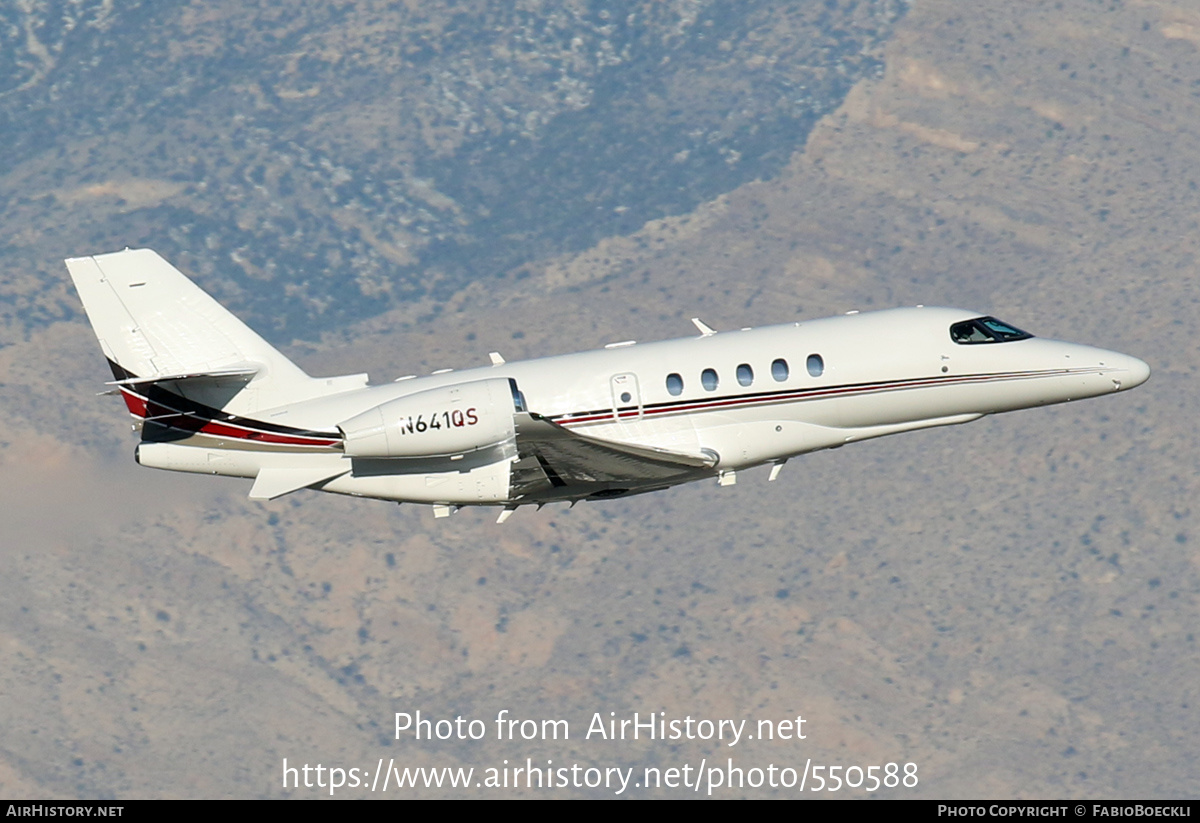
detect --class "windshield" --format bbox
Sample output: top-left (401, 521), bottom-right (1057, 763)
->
top-left (949, 316), bottom-right (1034, 344)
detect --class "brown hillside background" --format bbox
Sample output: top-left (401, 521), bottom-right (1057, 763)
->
top-left (1, 0), bottom-right (1196, 797)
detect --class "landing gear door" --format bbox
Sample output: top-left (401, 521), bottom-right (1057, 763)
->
top-left (610, 373), bottom-right (642, 421)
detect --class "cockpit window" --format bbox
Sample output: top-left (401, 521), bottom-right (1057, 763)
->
top-left (950, 316), bottom-right (1034, 345)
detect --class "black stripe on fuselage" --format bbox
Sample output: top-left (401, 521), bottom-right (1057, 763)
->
top-left (106, 359), bottom-right (342, 443)
top-left (548, 367), bottom-right (1102, 426)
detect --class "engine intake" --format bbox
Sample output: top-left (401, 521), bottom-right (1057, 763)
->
top-left (339, 377), bottom-right (520, 458)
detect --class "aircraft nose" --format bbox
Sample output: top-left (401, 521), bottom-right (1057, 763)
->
top-left (1109, 352), bottom-right (1150, 391)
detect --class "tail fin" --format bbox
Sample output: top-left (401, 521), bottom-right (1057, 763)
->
top-left (66, 249), bottom-right (364, 413)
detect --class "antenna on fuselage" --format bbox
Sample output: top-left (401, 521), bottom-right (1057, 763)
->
top-left (691, 318), bottom-right (716, 336)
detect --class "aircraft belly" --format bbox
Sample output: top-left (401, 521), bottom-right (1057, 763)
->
top-left (136, 442), bottom-right (344, 480)
top-left (836, 379), bottom-right (1025, 428)
top-left (135, 441), bottom-right (514, 504)
top-left (995, 369), bottom-right (1118, 407)
top-left (696, 418), bottom-right (847, 468)
top-left (836, 370), bottom-right (1118, 427)
top-left (324, 458), bottom-right (512, 504)
top-left (838, 383), bottom-right (963, 428)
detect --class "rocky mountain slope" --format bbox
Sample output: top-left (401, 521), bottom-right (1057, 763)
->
top-left (1, 0), bottom-right (1197, 799)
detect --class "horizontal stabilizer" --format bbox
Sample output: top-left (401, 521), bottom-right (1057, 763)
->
top-left (107, 365), bottom-right (260, 388)
top-left (249, 465), bottom-right (351, 501)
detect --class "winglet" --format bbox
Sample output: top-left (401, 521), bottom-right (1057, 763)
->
top-left (691, 318), bottom-right (716, 336)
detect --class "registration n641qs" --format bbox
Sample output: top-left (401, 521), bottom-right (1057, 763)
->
top-left (67, 249), bottom-right (1149, 522)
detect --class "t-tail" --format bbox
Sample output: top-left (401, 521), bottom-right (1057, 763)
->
top-left (65, 248), bottom-right (366, 452)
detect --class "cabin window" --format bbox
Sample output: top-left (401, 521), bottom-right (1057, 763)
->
top-left (701, 368), bottom-right (719, 391)
top-left (807, 353), bottom-right (824, 377)
top-left (950, 316), bottom-right (1033, 344)
top-left (666, 373), bottom-right (683, 396)
top-left (737, 363), bottom-right (754, 386)
top-left (771, 358), bottom-right (789, 382)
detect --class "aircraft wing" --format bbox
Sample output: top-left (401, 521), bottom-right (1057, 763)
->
top-left (511, 413), bottom-right (716, 500)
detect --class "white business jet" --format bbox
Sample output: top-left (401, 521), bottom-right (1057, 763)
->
top-left (67, 249), bottom-right (1149, 521)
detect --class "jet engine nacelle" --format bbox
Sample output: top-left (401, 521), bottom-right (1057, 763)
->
top-left (339, 377), bottom-right (519, 458)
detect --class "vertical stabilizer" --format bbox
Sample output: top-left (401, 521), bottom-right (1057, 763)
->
top-left (66, 249), bottom-right (347, 413)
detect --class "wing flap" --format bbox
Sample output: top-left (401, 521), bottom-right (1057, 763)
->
top-left (513, 413), bottom-right (715, 488)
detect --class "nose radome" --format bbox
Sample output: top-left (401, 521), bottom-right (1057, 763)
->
top-left (1123, 357), bottom-right (1152, 391)
top-left (1108, 352), bottom-right (1150, 390)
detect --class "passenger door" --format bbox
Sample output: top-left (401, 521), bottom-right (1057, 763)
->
top-left (610, 373), bottom-right (642, 421)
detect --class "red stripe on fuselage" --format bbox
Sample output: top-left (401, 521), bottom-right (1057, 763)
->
top-left (552, 368), bottom-right (1097, 427)
top-left (121, 388), bottom-right (341, 448)
top-left (121, 391), bottom-right (148, 417)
